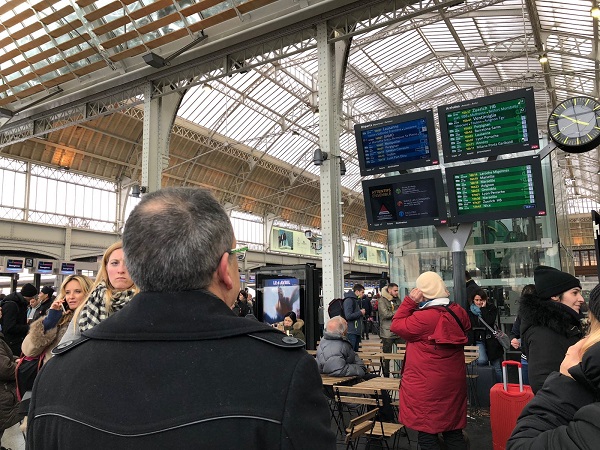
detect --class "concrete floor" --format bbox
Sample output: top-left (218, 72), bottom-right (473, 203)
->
top-left (2, 422), bottom-right (25, 450)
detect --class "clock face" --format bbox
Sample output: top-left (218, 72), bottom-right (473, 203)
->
top-left (548, 96), bottom-right (600, 153)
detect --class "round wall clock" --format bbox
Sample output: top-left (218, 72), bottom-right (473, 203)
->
top-left (547, 96), bottom-right (600, 153)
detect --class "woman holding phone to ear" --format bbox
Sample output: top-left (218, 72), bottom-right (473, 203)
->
top-left (22, 275), bottom-right (93, 364)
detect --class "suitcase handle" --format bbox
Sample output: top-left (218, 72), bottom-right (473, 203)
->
top-left (502, 360), bottom-right (524, 392)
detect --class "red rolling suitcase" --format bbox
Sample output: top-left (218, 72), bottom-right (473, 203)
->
top-left (490, 360), bottom-right (534, 450)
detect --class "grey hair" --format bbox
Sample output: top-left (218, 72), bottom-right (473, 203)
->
top-left (123, 187), bottom-right (234, 292)
top-left (326, 316), bottom-right (347, 335)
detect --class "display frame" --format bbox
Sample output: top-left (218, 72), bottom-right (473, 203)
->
top-left (36, 260), bottom-right (54, 274)
top-left (362, 169), bottom-right (448, 230)
top-left (354, 109), bottom-right (439, 176)
top-left (438, 87), bottom-right (540, 163)
top-left (445, 155), bottom-right (546, 223)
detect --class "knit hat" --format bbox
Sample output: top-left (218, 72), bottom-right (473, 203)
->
top-left (41, 286), bottom-right (54, 296)
top-left (20, 283), bottom-right (38, 298)
top-left (588, 283), bottom-right (600, 321)
top-left (416, 272), bottom-right (448, 300)
top-left (534, 265), bottom-right (581, 299)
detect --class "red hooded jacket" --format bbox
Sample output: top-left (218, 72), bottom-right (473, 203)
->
top-left (390, 296), bottom-right (471, 434)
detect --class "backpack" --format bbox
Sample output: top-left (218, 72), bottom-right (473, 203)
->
top-left (328, 298), bottom-right (345, 319)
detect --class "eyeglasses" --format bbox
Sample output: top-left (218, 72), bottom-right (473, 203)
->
top-left (227, 246), bottom-right (248, 256)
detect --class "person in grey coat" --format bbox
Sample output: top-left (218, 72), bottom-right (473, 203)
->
top-left (316, 316), bottom-right (368, 377)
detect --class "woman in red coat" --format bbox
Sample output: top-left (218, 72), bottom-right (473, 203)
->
top-left (391, 271), bottom-right (471, 450)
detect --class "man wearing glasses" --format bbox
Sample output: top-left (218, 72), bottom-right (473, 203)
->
top-left (27, 187), bottom-right (335, 450)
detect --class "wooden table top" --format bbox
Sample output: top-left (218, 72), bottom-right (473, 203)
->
top-left (320, 374), bottom-right (358, 386)
top-left (356, 377), bottom-right (401, 391)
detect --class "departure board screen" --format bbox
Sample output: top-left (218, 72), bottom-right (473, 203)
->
top-left (355, 109), bottom-right (439, 176)
top-left (362, 170), bottom-right (447, 230)
top-left (445, 156), bottom-right (546, 223)
top-left (438, 88), bottom-right (539, 163)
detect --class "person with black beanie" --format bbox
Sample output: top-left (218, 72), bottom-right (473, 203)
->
top-left (519, 265), bottom-right (585, 393)
top-left (508, 283), bottom-right (600, 448)
top-left (1, 283), bottom-right (38, 355)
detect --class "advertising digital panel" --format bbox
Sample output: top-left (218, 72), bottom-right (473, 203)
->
top-left (438, 88), bottom-right (539, 163)
top-left (445, 155), bottom-right (546, 223)
top-left (261, 278), bottom-right (300, 325)
top-left (362, 170), bottom-right (447, 230)
top-left (354, 109), bottom-right (439, 175)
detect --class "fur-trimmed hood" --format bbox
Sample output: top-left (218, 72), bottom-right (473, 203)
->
top-left (520, 293), bottom-right (583, 338)
top-left (381, 286), bottom-right (393, 301)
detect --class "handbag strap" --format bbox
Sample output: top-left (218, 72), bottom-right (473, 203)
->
top-left (477, 315), bottom-right (497, 333)
top-left (443, 305), bottom-right (466, 333)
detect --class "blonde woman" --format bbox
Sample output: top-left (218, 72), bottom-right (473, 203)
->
top-left (60, 241), bottom-right (138, 344)
top-left (508, 283), bottom-right (600, 449)
top-left (22, 275), bottom-right (93, 363)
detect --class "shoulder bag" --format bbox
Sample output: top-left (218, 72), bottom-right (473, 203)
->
top-left (478, 316), bottom-right (511, 351)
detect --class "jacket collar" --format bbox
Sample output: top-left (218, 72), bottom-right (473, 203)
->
top-left (83, 289), bottom-right (275, 341)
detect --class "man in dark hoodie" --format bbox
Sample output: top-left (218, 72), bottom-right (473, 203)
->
top-left (1, 283), bottom-right (37, 355)
top-left (520, 265), bottom-right (585, 393)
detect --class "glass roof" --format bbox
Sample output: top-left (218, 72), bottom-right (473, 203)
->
top-left (175, 0), bottom-right (600, 206)
top-left (1, 0), bottom-right (599, 222)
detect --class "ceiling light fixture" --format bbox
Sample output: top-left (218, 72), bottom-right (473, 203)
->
top-left (538, 54), bottom-right (548, 64)
top-left (143, 32), bottom-right (207, 68)
top-left (202, 83), bottom-right (213, 93)
top-left (592, 4), bottom-right (600, 18)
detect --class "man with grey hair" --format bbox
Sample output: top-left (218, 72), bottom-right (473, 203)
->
top-left (316, 316), bottom-right (368, 377)
top-left (27, 187), bottom-right (335, 450)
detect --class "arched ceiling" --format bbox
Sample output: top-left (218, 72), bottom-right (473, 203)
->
top-left (1, 0), bottom-right (600, 244)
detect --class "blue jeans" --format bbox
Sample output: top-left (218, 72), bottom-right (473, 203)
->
top-left (476, 341), bottom-right (502, 382)
top-left (520, 357), bottom-right (529, 385)
top-left (347, 333), bottom-right (361, 352)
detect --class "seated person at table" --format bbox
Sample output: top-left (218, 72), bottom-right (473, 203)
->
top-left (316, 316), bottom-right (368, 377)
top-left (276, 311), bottom-right (305, 342)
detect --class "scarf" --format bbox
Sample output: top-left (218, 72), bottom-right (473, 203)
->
top-left (78, 282), bottom-right (136, 332)
top-left (418, 298), bottom-right (450, 309)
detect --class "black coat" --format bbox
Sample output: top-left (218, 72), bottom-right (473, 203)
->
top-left (27, 290), bottom-right (335, 450)
top-left (32, 299), bottom-right (52, 323)
top-left (519, 293), bottom-right (584, 393)
top-left (508, 341), bottom-right (600, 449)
top-left (467, 303), bottom-right (504, 362)
top-left (1, 291), bottom-right (29, 355)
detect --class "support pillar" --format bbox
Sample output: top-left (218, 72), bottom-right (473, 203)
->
top-left (142, 83), bottom-right (183, 193)
top-left (317, 22), bottom-right (349, 318)
top-left (436, 223), bottom-right (474, 309)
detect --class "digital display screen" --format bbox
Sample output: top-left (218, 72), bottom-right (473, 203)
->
top-left (439, 88), bottom-right (539, 163)
top-left (262, 278), bottom-right (300, 325)
top-left (446, 155), bottom-right (546, 222)
top-left (37, 261), bottom-right (54, 274)
top-left (362, 170), bottom-right (447, 230)
top-left (5, 258), bottom-right (24, 272)
top-left (355, 109), bottom-right (439, 175)
top-left (60, 262), bottom-right (76, 274)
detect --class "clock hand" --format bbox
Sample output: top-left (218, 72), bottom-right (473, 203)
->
top-left (559, 114), bottom-right (589, 126)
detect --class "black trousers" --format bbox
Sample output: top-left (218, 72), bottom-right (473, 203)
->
top-left (417, 429), bottom-right (466, 450)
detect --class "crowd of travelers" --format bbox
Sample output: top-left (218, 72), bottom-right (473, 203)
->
top-left (0, 186), bottom-right (596, 449)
